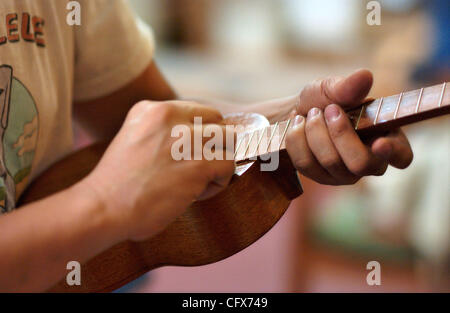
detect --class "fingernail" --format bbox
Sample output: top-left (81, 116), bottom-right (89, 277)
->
top-left (292, 115), bottom-right (305, 128)
top-left (325, 105), bottom-right (341, 123)
top-left (307, 108), bottom-right (320, 121)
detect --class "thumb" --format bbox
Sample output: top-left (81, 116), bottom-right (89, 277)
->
top-left (296, 69), bottom-right (373, 116)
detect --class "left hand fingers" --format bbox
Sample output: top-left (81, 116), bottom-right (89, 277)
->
top-left (305, 107), bottom-right (361, 183)
top-left (297, 69), bottom-right (373, 115)
top-left (324, 104), bottom-right (389, 177)
top-left (370, 129), bottom-right (413, 169)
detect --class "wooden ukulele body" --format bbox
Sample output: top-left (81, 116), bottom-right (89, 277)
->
top-left (19, 114), bottom-right (303, 292)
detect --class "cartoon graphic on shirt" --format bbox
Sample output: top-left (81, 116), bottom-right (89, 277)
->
top-left (0, 65), bottom-right (38, 213)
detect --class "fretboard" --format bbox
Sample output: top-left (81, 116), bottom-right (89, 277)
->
top-left (235, 82), bottom-right (449, 163)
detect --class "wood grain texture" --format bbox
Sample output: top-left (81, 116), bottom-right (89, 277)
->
top-left (19, 127), bottom-right (302, 293)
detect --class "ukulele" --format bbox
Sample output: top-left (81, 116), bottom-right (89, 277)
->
top-left (19, 82), bottom-right (449, 292)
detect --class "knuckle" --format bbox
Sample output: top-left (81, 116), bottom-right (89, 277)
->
top-left (329, 117), bottom-right (349, 139)
top-left (126, 101), bottom-right (160, 127)
top-left (135, 100), bottom-right (153, 109)
top-left (320, 77), bottom-right (335, 103)
top-left (299, 83), bottom-right (313, 103)
top-left (209, 108), bottom-right (223, 120)
top-left (158, 102), bottom-right (177, 121)
top-left (129, 100), bottom-right (152, 115)
top-left (285, 129), bottom-right (301, 147)
top-left (348, 158), bottom-right (371, 176)
top-left (292, 157), bottom-right (312, 171)
top-left (159, 103), bottom-right (186, 126)
top-left (321, 156), bottom-right (341, 171)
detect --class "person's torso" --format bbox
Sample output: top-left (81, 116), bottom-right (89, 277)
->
top-left (0, 0), bottom-right (75, 213)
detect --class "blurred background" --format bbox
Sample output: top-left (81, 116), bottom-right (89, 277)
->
top-left (114, 0), bottom-right (449, 292)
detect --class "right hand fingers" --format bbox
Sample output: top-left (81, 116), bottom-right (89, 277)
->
top-left (171, 124), bottom-right (236, 161)
top-left (127, 100), bottom-right (235, 200)
top-left (128, 100), bottom-right (224, 126)
top-left (186, 124), bottom-right (236, 200)
top-left (196, 157), bottom-right (236, 201)
top-left (170, 101), bottom-right (224, 123)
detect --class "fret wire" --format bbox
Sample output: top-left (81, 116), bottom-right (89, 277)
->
top-left (242, 131), bottom-right (255, 159)
top-left (265, 122), bottom-right (279, 153)
top-left (393, 92), bottom-right (403, 119)
top-left (234, 136), bottom-right (244, 158)
top-left (374, 97), bottom-right (384, 125)
top-left (252, 128), bottom-right (266, 157)
top-left (438, 82), bottom-right (446, 108)
top-left (415, 88), bottom-right (424, 113)
top-left (354, 105), bottom-right (365, 130)
top-left (278, 119), bottom-right (292, 150)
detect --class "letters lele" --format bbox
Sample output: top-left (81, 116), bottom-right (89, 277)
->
top-left (0, 13), bottom-right (45, 47)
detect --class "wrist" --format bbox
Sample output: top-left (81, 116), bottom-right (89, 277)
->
top-left (72, 177), bottom-right (128, 244)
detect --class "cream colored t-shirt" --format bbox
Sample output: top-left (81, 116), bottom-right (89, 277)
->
top-left (0, 0), bottom-right (154, 213)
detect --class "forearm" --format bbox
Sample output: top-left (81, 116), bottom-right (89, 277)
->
top-left (0, 180), bottom-right (121, 292)
top-left (74, 62), bottom-right (177, 142)
top-left (74, 61), bottom-right (298, 143)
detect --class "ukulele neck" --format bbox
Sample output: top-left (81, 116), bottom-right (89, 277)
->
top-left (235, 82), bottom-right (450, 163)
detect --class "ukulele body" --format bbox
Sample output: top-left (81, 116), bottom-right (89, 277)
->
top-left (19, 113), bottom-right (303, 292)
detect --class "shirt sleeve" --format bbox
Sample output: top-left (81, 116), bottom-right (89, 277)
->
top-left (73, 0), bottom-right (155, 102)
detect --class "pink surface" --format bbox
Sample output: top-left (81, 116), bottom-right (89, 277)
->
top-left (138, 202), bottom-right (299, 293)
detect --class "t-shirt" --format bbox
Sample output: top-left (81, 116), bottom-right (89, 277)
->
top-left (0, 0), bottom-right (155, 213)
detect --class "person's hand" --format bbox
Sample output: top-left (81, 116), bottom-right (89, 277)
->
top-left (286, 69), bottom-right (413, 185)
top-left (83, 101), bottom-right (235, 241)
